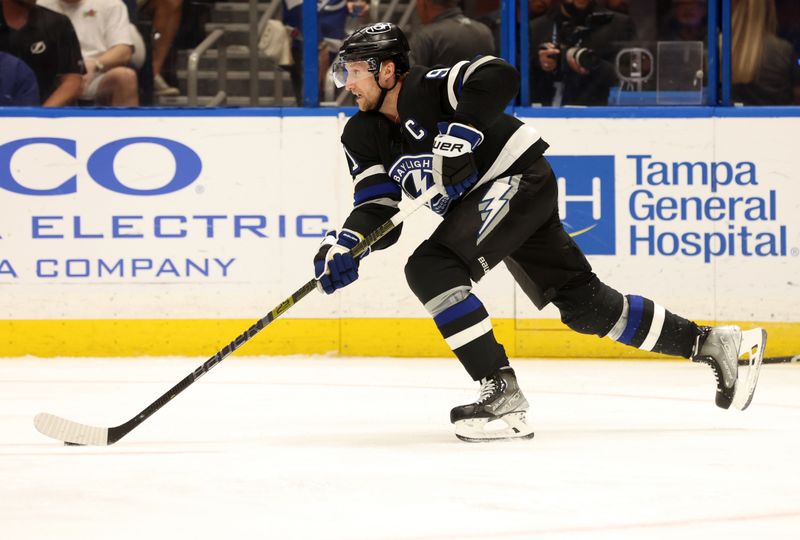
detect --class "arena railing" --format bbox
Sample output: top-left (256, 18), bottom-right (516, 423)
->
top-left (187, 28), bottom-right (227, 107)
top-left (296, 0), bottom-right (795, 111)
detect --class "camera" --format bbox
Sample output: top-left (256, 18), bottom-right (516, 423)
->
top-left (540, 12), bottom-right (613, 74)
top-left (569, 47), bottom-right (601, 71)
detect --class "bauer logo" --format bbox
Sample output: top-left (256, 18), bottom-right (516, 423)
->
top-left (549, 156), bottom-right (616, 255)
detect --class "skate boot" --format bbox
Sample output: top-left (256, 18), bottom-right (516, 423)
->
top-left (692, 325), bottom-right (767, 411)
top-left (450, 367), bottom-right (534, 442)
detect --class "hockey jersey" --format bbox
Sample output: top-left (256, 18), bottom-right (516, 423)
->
top-left (340, 56), bottom-right (549, 250)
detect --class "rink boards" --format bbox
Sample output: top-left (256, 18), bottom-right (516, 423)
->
top-left (1, 108), bottom-right (798, 358)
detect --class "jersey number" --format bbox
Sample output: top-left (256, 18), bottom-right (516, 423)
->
top-left (425, 68), bottom-right (450, 79)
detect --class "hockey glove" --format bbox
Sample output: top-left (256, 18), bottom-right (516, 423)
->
top-left (432, 122), bottom-right (484, 199)
top-left (313, 229), bottom-right (370, 295)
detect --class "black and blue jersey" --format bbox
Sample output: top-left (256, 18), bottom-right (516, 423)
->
top-left (340, 56), bottom-right (549, 249)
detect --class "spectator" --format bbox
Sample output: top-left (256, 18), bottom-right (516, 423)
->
top-left (283, 0), bottom-right (352, 105)
top-left (530, 0), bottom-right (636, 106)
top-left (776, 0), bottom-right (800, 56)
top-left (731, 0), bottom-right (800, 105)
top-left (0, 0), bottom-right (83, 105)
top-left (602, 0), bottom-right (628, 14)
top-left (0, 50), bottom-right (39, 104)
top-left (474, 0), bottom-right (552, 61)
top-left (530, 0), bottom-right (554, 18)
top-left (410, 0), bottom-right (495, 67)
top-left (659, 0), bottom-right (706, 42)
top-left (138, 0), bottom-right (180, 96)
top-left (39, 0), bottom-right (139, 106)
top-left (345, 0), bottom-right (369, 32)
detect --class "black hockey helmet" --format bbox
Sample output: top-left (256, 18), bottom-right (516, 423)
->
top-left (331, 22), bottom-right (410, 88)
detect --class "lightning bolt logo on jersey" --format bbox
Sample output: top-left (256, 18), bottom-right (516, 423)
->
top-left (477, 176), bottom-right (520, 244)
top-left (389, 154), bottom-right (452, 215)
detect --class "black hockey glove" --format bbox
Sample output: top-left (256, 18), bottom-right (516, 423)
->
top-left (313, 229), bottom-right (370, 295)
top-left (432, 122), bottom-right (484, 199)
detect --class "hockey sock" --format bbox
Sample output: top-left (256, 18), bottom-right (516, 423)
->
top-left (605, 295), bottom-right (698, 358)
top-left (427, 290), bottom-right (509, 380)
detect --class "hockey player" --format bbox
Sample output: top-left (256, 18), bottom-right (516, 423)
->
top-left (313, 22), bottom-right (767, 442)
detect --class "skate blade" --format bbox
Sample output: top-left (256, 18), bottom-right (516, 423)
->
top-left (732, 328), bottom-right (767, 411)
top-left (454, 412), bottom-right (535, 443)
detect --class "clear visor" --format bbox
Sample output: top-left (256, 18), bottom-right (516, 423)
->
top-left (330, 58), bottom-right (379, 88)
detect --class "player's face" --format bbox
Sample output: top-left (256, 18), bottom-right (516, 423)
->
top-left (344, 61), bottom-right (381, 111)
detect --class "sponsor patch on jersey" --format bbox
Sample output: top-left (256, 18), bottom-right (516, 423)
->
top-left (389, 154), bottom-right (451, 215)
top-left (548, 156), bottom-right (616, 255)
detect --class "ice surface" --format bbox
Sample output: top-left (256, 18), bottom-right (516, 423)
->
top-left (1, 356), bottom-right (799, 540)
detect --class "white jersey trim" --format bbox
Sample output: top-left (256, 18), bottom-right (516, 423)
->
top-left (471, 124), bottom-right (542, 192)
top-left (353, 164), bottom-right (386, 184)
top-left (354, 197), bottom-right (399, 210)
top-left (343, 146), bottom-right (359, 173)
top-left (446, 60), bottom-right (469, 111)
top-left (462, 55), bottom-right (499, 83)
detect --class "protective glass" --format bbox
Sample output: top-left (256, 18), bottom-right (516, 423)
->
top-left (330, 58), bottom-right (379, 88)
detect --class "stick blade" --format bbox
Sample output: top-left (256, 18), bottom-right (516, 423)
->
top-left (34, 413), bottom-right (109, 446)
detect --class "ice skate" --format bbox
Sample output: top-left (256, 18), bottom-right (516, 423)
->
top-left (692, 325), bottom-right (767, 411)
top-left (450, 367), bottom-right (534, 442)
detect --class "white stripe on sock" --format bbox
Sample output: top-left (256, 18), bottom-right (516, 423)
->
top-left (639, 303), bottom-right (666, 351)
top-left (606, 296), bottom-right (629, 341)
top-left (445, 317), bottom-right (493, 350)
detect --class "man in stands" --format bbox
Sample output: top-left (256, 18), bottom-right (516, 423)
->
top-left (0, 0), bottom-right (83, 105)
top-left (531, 0), bottom-right (636, 106)
top-left (40, 0), bottom-right (139, 105)
top-left (410, 0), bottom-right (495, 67)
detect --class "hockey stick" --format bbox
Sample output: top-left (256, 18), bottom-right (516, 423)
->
top-left (34, 188), bottom-right (440, 446)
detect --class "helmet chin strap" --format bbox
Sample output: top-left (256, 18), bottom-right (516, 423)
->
top-left (370, 68), bottom-right (399, 112)
top-left (373, 85), bottom-right (389, 111)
